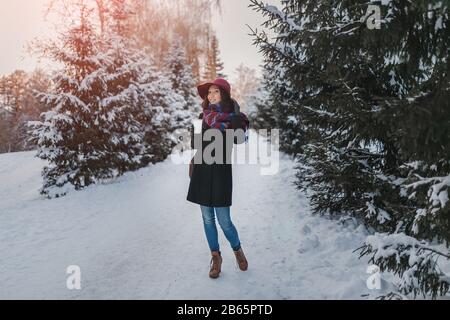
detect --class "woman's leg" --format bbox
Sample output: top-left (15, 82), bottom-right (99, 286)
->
top-left (214, 206), bottom-right (241, 251)
top-left (200, 205), bottom-right (220, 252)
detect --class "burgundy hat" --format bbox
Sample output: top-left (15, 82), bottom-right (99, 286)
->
top-left (197, 78), bottom-right (231, 100)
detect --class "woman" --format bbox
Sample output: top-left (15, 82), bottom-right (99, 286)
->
top-left (186, 77), bottom-right (250, 279)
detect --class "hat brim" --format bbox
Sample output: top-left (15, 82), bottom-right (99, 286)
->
top-left (197, 82), bottom-right (214, 100)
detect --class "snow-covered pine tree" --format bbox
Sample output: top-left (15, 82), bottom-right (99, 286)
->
top-left (104, 0), bottom-right (178, 164)
top-left (203, 34), bottom-right (226, 80)
top-left (250, 0), bottom-right (450, 298)
top-left (162, 37), bottom-right (202, 155)
top-left (245, 70), bottom-right (276, 131)
top-left (0, 70), bottom-right (28, 152)
top-left (137, 61), bottom-right (187, 163)
top-left (28, 2), bottom-right (151, 197)
top-left (106, 0), bottom-right (197, 163)
top-left (231, 64), bottom-right (260, 112)
top-left (0, 69), bottom-right (51, 152)
top-left (108, 0), bottom-right (138, 38)
top-left (164, 38), bottom-right (201, 121)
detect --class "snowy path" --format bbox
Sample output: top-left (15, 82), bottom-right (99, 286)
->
top-left (0, 134), bottom-right (377, 299)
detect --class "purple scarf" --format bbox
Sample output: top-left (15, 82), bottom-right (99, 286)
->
top-left (203, 102), bottom-right (250, 135)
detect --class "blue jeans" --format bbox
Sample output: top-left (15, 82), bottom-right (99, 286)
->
top-left (200, 205), bottom-right (241, 252)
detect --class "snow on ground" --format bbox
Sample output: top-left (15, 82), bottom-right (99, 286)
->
top-left (0, 132), bottom-right (384, 299)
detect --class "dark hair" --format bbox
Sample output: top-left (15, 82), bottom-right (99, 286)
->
top-left (201, 85), bottom-right (234, 113)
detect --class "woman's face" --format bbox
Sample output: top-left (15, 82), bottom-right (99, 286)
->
top-left (207, 85), bottom-right (221, 104)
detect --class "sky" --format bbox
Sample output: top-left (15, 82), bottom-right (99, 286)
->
top-left (0, 0), bottom-right (56, 76)
top-left (211, 0), bottom-right (281, 78)
top-left (0, 0), bottom-right (281, 78)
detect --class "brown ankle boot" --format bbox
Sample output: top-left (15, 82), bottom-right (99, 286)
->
top-left (233, 248), bottom-right (248, 271)
top-left (209, 251), bottom-right (222, 278)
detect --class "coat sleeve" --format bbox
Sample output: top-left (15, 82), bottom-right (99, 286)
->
top-left (231, 114), bottom-right (244, 129)
top-left (231, 114), bottom-right (246, 144)
top-left (231, 99), bottom-right (243, 129)
top-left (231, 100), bottom-right (246, 144)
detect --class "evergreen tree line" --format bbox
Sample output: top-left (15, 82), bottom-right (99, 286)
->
top-left (249, 0), bottom-right (450, 299)
top-left (0, 69), bottom-right (51, 153)
top-left (24, 0), bottom-right (224, 198)
top-left (46, 0), bottom-right (226, 82)
top-left (1, 1), bottom-right (227, 156)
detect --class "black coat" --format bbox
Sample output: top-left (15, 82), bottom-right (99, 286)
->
top-left (186, 105), bottom-right (246, 207)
